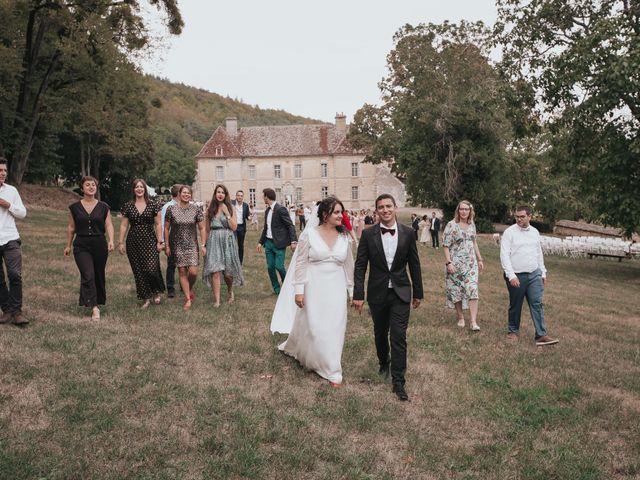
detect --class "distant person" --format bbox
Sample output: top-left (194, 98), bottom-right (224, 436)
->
top-left (203, 184), bottom-right (244, 307)
top-left (429, 212), bottom-right (441, 248)
top-left (257, 188), bottom-right (297, 295)
top-left (64, 176), bottom-right (115, 321)
top-left (0, 157), bottom-right (28, 326)
top-left (296, 204), bottom-right (306, 231)
top-left (231, 190), bottom-right (251, 264)
top-left (443, 201), bottom-right (484, 331)
top-left (161, 184), bottom-right (181, 298)
top-left (164, 185), bottom-right (206, 311)
top-left (352, 194), bottom-right (423, 402)
top-left (249, 202), bottom-right (259, 231)
top-left (411, 213), bottom-right (420, 240)
top-left (418, 215), bottom-right (429, 245)
top-left (118, 179), bottom-right (165, 308)
top-left (500, 205), bottom-right (558, 346)
top-left (364, 209), bottom-right (374, 226)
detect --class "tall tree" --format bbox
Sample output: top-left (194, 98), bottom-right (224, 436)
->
top-left (0, 0), bottom-right (183, 185)
top-left (350, 21), bottom-right (513, 227)
top-left (496, 0), bottom-right (640, 235)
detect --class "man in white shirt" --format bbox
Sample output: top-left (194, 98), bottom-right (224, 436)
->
top-left (161, 184), bottom-right (180, 297)
top-left (231, 190), bottom-right (251, 264)
top-left (500, 205), bottom-right (558, 346)
top-left (0, 157), bottom-right (28, 326)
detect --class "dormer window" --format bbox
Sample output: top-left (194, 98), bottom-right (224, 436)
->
top-left (215, 145), bottom-right (224, 156)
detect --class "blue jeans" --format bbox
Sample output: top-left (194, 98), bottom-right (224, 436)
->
top-left (505, 269), bottom-right (547, 338)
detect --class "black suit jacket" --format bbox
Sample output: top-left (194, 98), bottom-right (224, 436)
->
top-left (259, 202), bottom-right (297, 249)
top-left (354, 223), bottom-right (424, 304)
top-left (231, 200), bottom-right (251, 231)
top-left (430, 217), bottom-right (441, 231)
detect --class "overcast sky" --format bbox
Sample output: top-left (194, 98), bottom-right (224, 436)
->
top-left (140, 0), bottom-right (497, 123)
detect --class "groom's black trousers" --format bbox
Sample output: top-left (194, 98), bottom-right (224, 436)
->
top-left (369, 288), bottom-right (410, 386)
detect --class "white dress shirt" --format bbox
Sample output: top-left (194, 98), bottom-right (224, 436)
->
top-left (234, 202), bottom-right (244, 224)
top-left (0, 182), bottom-right (27, 246)
top-left (266, 202), bottom-right (276, 239)
top-left (380, 222), bottom-right (398, 287)
top-left (160, 199), bottom-right (176, 241)
top-left (500, 223), bottom-right (547, 280)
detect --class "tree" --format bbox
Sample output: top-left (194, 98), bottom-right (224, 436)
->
top-left (0, 0), bottom-right (183, 185)
top-left (495, 0), bottom-right (640, 235)
top-left (350, 21), bottom-right (513, 228)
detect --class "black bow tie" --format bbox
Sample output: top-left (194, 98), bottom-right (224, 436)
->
top-left (381, 227), bottom-right (396, 236)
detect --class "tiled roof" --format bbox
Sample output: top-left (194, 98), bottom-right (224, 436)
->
top-left (196, 124), bottom-right (361, 158)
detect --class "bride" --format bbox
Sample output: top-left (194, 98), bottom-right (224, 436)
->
top-left (274, 196), bottom-right (354, 387)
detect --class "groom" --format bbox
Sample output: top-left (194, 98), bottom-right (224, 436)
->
top-left (353, 193), bottom-right (423, 401)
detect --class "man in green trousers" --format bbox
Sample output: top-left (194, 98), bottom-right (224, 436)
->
top-left (257, 188), bottom-right (297, 294)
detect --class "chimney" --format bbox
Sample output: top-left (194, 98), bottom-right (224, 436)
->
top-left (225, 117), bottom-right (238, 135)
top-left (335, 113), bottom-right (346, 133)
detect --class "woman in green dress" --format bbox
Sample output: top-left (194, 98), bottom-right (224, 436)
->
top-left (203, 184), bottom-right (244, 307)
top-left (443, 200), bottom-right (484, 331)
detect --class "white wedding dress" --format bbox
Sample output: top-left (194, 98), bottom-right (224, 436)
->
top-left (270, 206), bottom-right (319, 334)
top-left (277, 227), bottom-right (354, 384)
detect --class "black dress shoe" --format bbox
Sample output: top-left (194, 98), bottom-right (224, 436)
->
top-left (378, 364), bottom-right (389, 377)
top-left (392, 384), bottom-right (409, 401)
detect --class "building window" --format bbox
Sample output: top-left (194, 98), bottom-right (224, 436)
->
top-left (321, 186), bottom-right (328, 199)
top-left (295, 187), bottom-right (303, 203)
top-left (351, 162), bottom-right (359, 177)
top-left (275, 188), bottom-right (282, 202)
top-left (216, 166), bottom-right (224, 181)
top-left (249, 188), bottom-right (256, 206)
top-left (294, 163), bottom-right (302, 178)
top-left (351, 186), bottom-right (359, 200)
top-left (248, 165), bottom-right (256, 180)
top-left (274, 164), bottom-right (281, 178)
top-left (320, 163), bottom-right (328, 178)
top-left (215, 145), bottom-right (223, 156)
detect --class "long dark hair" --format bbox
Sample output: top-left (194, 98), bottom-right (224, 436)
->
top-left (207, 184), bottom-right (234, 221)
top-left (130, 178), bottom-right (150, 203)
top-left (317, 196), bottom-right (345, 233)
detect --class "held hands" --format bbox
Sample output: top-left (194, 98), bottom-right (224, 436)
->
top-left (295, 294), bottom-right (305, 308)
top-left (351, 299), bottom-right (364, 314)
top-left (165, 245), bottom-right (171, 257)
top-left (156, 242), bottom-right (164, 253)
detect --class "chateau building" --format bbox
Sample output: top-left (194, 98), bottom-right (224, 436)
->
top-left (194, 115), bottom-right (405, 209)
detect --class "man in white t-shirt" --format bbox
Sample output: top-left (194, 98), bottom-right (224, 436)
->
top-left (500, 205), bottom-right (558, 346)
top-left (0, 157), bottom-right (28, 326)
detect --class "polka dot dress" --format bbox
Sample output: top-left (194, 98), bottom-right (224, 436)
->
top-left (165, 204), bottom-right (204, 267)
top-left (121, 201), bottom-right (166, 300)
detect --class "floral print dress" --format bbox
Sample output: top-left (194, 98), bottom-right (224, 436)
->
top-left (443, 220), bottom-right (479, 309)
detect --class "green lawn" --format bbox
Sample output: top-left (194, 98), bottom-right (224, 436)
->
top-left (1, 208), bottom-right (639, 479)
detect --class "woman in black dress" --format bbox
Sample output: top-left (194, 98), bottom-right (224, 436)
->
top-left (164, 185), bottom-right (207, 310)
top-left (118, 179), bottom-right (165, 308)
top-left (64, 176), bottom-right (115, 321)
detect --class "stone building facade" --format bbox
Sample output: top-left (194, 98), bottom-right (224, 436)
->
top-left (194, 115), bottom-right (405, 209)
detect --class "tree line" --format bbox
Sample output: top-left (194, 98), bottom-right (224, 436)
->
top-left (350, 2), bottom-right (639, 236)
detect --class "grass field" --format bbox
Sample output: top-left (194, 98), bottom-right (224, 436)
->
top-left (1, 207), bottom-right (639, 480)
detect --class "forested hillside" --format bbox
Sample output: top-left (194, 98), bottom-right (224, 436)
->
top-left (146, 76), bottom-right (320, 193)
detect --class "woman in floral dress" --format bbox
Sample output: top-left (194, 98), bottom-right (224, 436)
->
top-left (203, 184), bottom-right (244, 307)
top-left (443, 200), bottom-right (485, 331)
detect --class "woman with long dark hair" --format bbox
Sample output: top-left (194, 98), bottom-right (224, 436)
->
top-left (164, 185), bottom-right (206, 310)
top-left (64, 176), bottom-right (115, 320)
top-left (277, 196), bottom-right (354, 387)
top-left (203, 184), bottom-right (244, 307)
top-left (118, 179), bottom-right (165, 307)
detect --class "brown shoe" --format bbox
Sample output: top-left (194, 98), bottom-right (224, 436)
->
top-left (535, 335), bottom-right (559, 346)
top-left (0, 311), bottom-right (14, 324)
top-left (506, 332), bottom-right (519, 342)
top-left (12, 311), bottom-right (29, 326)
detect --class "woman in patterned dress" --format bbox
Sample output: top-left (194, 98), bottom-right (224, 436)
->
top-left (164, 185), bottom-right (206, 310)
top-left (64, 176), bottom-right (115, 321)
top-left (443, 200), bottom-right (485, 331)
top-left (118, 179), bottom-right (165, 308)
top-left (203, 184), bottom-right (244, 307)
